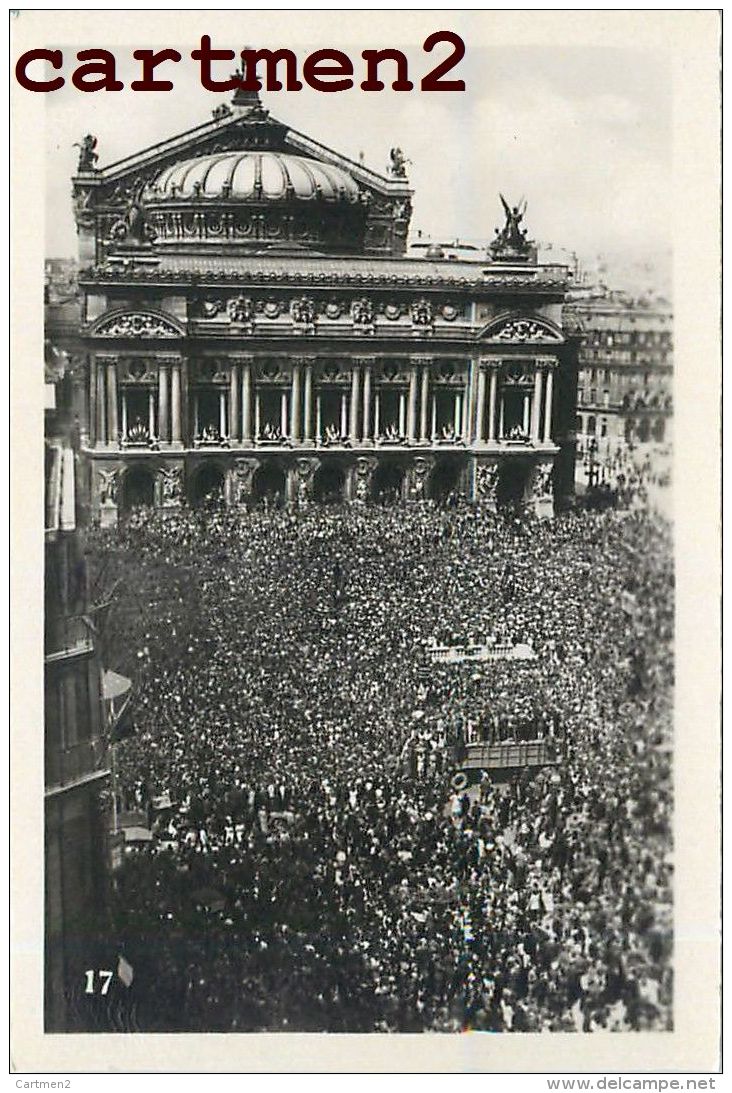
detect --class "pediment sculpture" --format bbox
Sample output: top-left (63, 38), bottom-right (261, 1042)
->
top-left (93, 312), bottom-right (181, 339)
top-left (489, 317), bottom-right (562, 344)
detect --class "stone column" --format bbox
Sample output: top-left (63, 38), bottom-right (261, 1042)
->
top-left (121, 390), bottom-right (128, 440)
top-left (96, 362), bottom-right (106, 445)
top-left (475, 365), bottom-right (486, 444)
top-left (349, 362), bottom-right (360, 444)
top-left (180, 357), bottom-right (190, 448)
top-left (523, 393), bottom-right (531, 435)
top-left (419, 359), bottom-right (430, 441)
top-left (254, 391), bottom-right (261, 440)
top-left (454, 392), bottom-right (462, 437)
top-left (431, 396), bottom-right (437, 439)
top-left (374, 392), bottom-right (381, 439)
top-left (290, 361), bottom-right (302, 442)
top-left (487, 366), bottom-right (498, 442)
top-left (340, 392), bottom-right (348, 437)
top-left (398, 392), bottom-right (406, 436)
top-left (360, 359), bottom-right (373, 442)
top-left (148, 390), bottom-right (156, 438)
top-left (89, 358), bottom-right (97, 446)
top-left (229, 363), bottom-right (240, 442)
top-left (531, 366), bottom-right (543, 442)
top-left (280, 391), bottom-right (288, 437)
top-left (464, 366), bottom-right (473, 446)
top-left (303, 359), bottom-right (314, 442)
top-left (171, 360), bottom-right (182, 444)
top-left (193, 393), bottom-right (200, 441)
top-left (407, 364), bottom-right (419, 441)
top-left (315, 394), bottom-right (322, 443)
top-left (219, 389), bottom-right (227, 438)
top-left (543, 365), bottom-right (555, 443)
top-left (158, 363), bottom-right (170, 443)
top-left (241, 358), bottom-right (253, 442)
top-left (104, 357), bottom-right (118, 445)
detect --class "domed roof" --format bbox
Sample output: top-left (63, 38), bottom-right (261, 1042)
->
top-left (147, 151), bottom-right (361, 204)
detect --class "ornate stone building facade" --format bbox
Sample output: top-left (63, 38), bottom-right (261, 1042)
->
top-left (68, 89), bottom-right (579, 520)
top-left (45, 384), bottom-right (110, 1030)
top-left (568, 294), bottom-right (673, 457)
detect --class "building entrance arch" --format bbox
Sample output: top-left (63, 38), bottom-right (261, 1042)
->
top-left (372, 461), bottom-right (405, 503)
top-left (120, 465), bottom-right (155, 512)
top-left (429, 458), bottom-right (463, 503)
top-left (252, 462), bottom-right (286, 506)
top-left (313, 462), bottom-right (346, 503)
top-left (191, 464), bottom-right (225, 507)
top-left (496, 460), bottom-right (531, 507)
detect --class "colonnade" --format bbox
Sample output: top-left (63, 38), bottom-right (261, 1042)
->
top-left (474, 357), bottom-right (556, 445)
top-left (89, 352), bottom-right (558, 449)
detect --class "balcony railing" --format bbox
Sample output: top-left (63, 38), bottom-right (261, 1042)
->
top-left (45, 613), bottom-right (94, 661)
top-left (194, 426), bottom-right (230, 449)
top-left (45, 737), bottom-right (109, 793)
top-left (120, 424), bottom-right (159, 450)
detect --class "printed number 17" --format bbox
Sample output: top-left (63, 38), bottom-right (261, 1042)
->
top-left (84, 969), bottom-right (113, 994)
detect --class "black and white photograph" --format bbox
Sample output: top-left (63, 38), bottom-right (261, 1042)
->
top-left (11, 8), bottom-right (720, 1076)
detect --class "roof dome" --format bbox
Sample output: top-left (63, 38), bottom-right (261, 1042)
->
top-left (147, 151), bottom-right (361, 204)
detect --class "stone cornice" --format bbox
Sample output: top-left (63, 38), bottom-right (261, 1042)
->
top-left (79, 263), bottom-right (568, 295)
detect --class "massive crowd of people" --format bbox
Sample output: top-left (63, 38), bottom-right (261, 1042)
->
top-left (86, 493), bottom-right (673, 1033)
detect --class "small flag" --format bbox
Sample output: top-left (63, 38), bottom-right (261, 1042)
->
top-left (117, 955), bottom-right (134, 988)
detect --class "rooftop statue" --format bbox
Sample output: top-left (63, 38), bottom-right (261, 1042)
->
top-left (489, 194), bottom-right (536, 262)
top-left (74, 134), bottom-right (98, 173)
top-left (109, 186), bottom-right (157, 246)
top-left (389, 147), bottom-right (410, 178)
